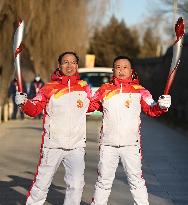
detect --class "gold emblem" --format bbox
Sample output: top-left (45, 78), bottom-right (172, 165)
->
top-left (77, 99), bottom-right (83, 108)
top-left (78, 80), bottom-right (87, 87)
top-left (125, 94), bottom-right (132, 108)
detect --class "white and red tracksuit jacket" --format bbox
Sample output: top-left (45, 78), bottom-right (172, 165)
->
top-left (88, 76), bottom-right (167, 146)
top-left (21, 73), bottom-right (92, 149)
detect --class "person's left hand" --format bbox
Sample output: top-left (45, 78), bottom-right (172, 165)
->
top-left (158, 95), bottom-right (171, 109)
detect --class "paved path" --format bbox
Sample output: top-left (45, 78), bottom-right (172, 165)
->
top-left (0, 115), bottom-right (188, 205)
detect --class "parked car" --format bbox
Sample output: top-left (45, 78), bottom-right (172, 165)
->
top-left (78, 67), bottom-right (113, 116)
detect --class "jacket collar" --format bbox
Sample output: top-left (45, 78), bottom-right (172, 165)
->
top-left (61, 75), bottom-right (80, 85)
top-left (51, 69), bottom-right (80, 85)
top-left (112, 76), bottom-right (139, 86)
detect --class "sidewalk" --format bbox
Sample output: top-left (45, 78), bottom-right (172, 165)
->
top-left (141, 115), bottom-right (188, 205)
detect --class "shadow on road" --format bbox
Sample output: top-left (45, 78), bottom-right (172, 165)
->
top-left (112, 162), bottom-right (170, 200)
top-left (7, 126), bottom-right (43, 132)
top-left (0, 173), bottom-right (89, 205)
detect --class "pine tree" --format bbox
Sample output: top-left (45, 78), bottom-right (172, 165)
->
top-left (88, 16), bottom-right (141, 67)
top-left (140, 28), bottom-right (162, 58)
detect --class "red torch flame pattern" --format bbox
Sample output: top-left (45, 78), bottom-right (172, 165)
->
top-left (175, 17), bottom-right (185, 43)
top-left (14, 43), bottom-right (24, 59)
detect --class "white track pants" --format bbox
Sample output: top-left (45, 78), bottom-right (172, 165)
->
top-left (91, 145), bottom-right (149, 205)
top-left (26, 147), bottom-right (85, 205)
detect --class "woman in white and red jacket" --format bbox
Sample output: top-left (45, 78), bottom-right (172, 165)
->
top-left (89, 56), bottom-right (171, 205)
top-left (16, 52), bottom-right (92, 205)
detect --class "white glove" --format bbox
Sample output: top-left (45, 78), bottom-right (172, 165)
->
top-left (15, 92), bottom-right (28, 106)
top-left (158, 95), bottom-right (171, 109)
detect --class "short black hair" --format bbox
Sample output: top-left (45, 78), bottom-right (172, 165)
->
top-left (58, 51), bottom-right (79, 64)
top-left (113, 56), bottom-right (133, 68)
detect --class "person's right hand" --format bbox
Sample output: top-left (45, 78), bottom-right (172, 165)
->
top-left (15, 92), bottom-right (27, 106)
top-left (158, 95), bottom-right (171, 109)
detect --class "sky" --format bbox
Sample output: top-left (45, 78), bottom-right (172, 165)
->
top-left (111, 0), bottom-right (183, 28)
top-left (112, 0), bottom-right (149, 26)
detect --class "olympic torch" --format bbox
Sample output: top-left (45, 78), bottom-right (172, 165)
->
top-left (164, 17), bottom-right (185, 95)
top-left (13, 19), bottom-right (25, 92)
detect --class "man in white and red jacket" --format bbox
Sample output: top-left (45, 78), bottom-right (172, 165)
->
top-left (15, 52), bottom-right (92, 205)
top-left (89, 56), bottom-right (171, 205)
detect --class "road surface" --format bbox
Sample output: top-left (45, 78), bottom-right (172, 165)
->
top-left (0, 115), bottom-right (188, 205)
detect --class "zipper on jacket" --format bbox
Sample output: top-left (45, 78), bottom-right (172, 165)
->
top-left (118, 83), bottom-right (123, 146)
top-left (68, 78), bottom-right (71, 148)
top-left (68, 79), bottom-right (71, 93)
top-left (116, 94), bottom-right (121, 146)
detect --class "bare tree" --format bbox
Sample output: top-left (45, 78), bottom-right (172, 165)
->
top-left (0, 0), bottom-right (110, 107)
top-left (146, 0), bottom-right (187, 35)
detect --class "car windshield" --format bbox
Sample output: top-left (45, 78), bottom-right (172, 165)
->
top-left (80, 72), bottom-right (113, 87)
